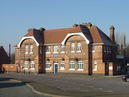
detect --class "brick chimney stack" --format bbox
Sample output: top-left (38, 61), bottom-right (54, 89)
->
top-left (109, 26), bottom-right (115, 42)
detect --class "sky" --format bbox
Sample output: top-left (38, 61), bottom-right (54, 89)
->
top-left (0, 0), bottom-right (129, 53)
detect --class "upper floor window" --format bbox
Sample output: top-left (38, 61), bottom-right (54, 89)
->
top-left (54, 46), bottom-right (59, 53)
top-left (25, 45), bottom-right (33, 54)
top-left (77, 42), bottom-right (82, 53)
top-left (25, 45), bottom-right (29, 54)
top-left (61, 45), bottom-right (65, 53)
top-left (92, 46), bottom-right (95, 52)
top-left (46, 46), bottom-right (51, 53)
top-left (70, 43), bottom-right (75, 53)
top-left (30, 45), bottom-right (33, 54)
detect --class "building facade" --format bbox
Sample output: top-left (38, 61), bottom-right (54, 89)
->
top-left (15, 23), bottom-right (118, 75)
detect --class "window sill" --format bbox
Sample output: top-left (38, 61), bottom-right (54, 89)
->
top-left (69, 69), bottom-right (75, 71)
top-left (53, 52), bottom-right (58, 54)
top-left (77, 51), bottom-right (81, 53)
top-left (46, 52), bottom-right (51, 54)
top-left (46, 68), bottom-right (52, 70)
top-left (71, 51), bottom-right (75, 53)
top-left (60, 68), bottom-right (65, 70)
top-left (77, 69), bottom-right (84, 71)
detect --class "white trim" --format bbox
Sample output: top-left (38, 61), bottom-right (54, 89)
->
top-left (69, 69), bottom-right (75, 71)
top-left (17, 36), bottom-right (39, 47)
top-left (61, 32), bottom-right (89, 45)
top-left (77, 69), bottom-right (84, 71)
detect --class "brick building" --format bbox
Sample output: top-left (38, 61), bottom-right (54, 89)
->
top-left (15, 23), bottom-right (119, 75)
top-left (0, 46), bottom-right (10, 72)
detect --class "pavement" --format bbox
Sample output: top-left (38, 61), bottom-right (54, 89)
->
top-left (0, 77), bottom-right (48, 97)
top-left (1, 73), bottom-right (129, 97)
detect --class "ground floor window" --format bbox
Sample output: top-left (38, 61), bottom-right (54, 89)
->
top-left (30, 61), bottom-right (35, 68)
top-left (24, 61), bottom-right (29, 69)
top-left (69, 61), bottom-right (75, 70)
top-left (46, 61), bottom-right (52, 70)
top-left (77, 60), bottom-right (84, 70)
top-left (93, 61), bottom-right (97, 71)
top-left (60, 61), bottom-right (65, 70)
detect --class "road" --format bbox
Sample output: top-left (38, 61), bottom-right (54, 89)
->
top-left (0, 77), bottom-right (47, 97)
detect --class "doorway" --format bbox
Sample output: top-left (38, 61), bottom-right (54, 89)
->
top-left (54, 63), bottom-right (58, 74)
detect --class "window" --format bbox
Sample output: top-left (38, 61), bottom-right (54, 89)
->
top-left (54, 46), bottom-right (59, 53)
top-left (69, 61), bottom-right (75, 70)
top-left (46, 46), bottom-right (51, 53)
top-left (30, 61), bottom-right (35, 68)
top-left (25, 45), bottom-right (29, 54)
top-left (24, 61), bottom-right (29, 69)
top-left (71, 43), bottom-right (75, 53)
top-left (61, 45), bottom-right (65, 53)
top-left (93, 61), bottom-right (97, 71)
top-left (92, 46), bottom-right (95, 52)
top-left (77, 42), bottom-right (82, 53)
top-left (46, 61), bottom-right (52, 70)
top-left (30, 45), bottom-right (33, 54)
top-left (60, 61), bottom-right (65, 70)
top-left (77, 60), bottom-right (84, 70)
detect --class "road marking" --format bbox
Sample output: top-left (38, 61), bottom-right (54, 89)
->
top-left (10, 79), bottom-right (69, 97)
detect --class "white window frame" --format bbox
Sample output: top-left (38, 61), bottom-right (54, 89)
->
top-left (46, 46), bottom-right (51, 54)
top-left (53, 45), bottom-right (59, 53)
top-left (93, 61), bottom-right (97, 71)
top-left (46, 61), bottom-right (52, 70)
top-left (77, 42), bottom-right (82, 53)
top-left (30, 61), bottom-right (35, 70)
top-left (77, 60), bottom-right (84, 71)
top-left (69, 61), bottom-right (75, 70)
top-left (61, 45), bottom-right (65, 53)
top-left (70, 43), bottom-right (75, 53)
top-left (29, 45), bottom-right (33, 54)
top-left (92, 46), bottom-right (95, 53)
top-left (25, 45), bottom-right (29, 54)
top-left (60, 61), bottom-right (65, 70)
top-left (24, 61), bottom-right (29, 70)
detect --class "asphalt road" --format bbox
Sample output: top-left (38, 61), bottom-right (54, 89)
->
top-left (0, 77), bottom-right (47, 97)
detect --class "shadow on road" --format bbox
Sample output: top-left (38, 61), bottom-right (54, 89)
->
top-left (0, 77), bottom-right (26, 89)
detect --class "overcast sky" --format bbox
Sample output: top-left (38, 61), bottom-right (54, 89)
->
top-left (0, 0), bottom-right (129, 53)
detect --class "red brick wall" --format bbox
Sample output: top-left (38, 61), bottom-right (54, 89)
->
top-left (2, 64), bottom-right (16, 72)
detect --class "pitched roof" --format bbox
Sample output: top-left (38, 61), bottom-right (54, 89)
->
top-left (44, 26), bottom-right (83, 44)
top-left (23, 25), bottom-right (115, 45)
top-left (0, 46), bottom-right (9, 64)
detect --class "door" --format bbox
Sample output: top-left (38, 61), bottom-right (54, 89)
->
top-left (54, 63), bottom-right (58, 74)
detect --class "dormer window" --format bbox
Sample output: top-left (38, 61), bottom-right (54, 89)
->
top-left (46, 46), bottom-right (51, 54)
top-left (70, 43), bottom-right (75, 53)
top-left (25, 45), bottom-right (29, 54)
top-left (30, 45), bottom-right (33, 54)
top-left (92, 46), bottom-right (95, 52)
top-left (77, 42), bottom-right (82, 53)
top-left (54, 45), bottom-right (59, 53)
top-left (61, 45), bottom-right (65, 53)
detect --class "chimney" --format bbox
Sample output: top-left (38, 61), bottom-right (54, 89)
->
top-left (109, 25), bottom-right (115, 42)
top-left (39, 27), bottom-right (45, 32)
top-left (81, 22), bottom-right (92, 29)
